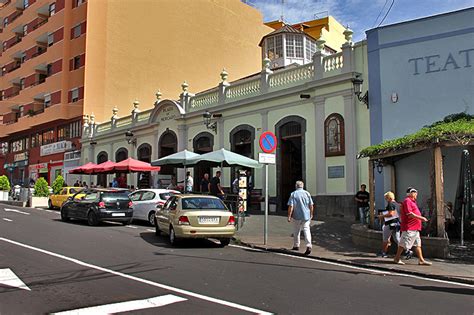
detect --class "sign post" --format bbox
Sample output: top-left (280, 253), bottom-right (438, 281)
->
top-left (259, 131), bottom-right (277, 245)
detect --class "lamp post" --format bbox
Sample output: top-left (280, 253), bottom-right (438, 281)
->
top-left (352, 76), bottom-right (369, 108)
top-left (202, 111), bottom-right (218, 133)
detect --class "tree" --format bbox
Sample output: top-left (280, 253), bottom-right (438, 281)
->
top-left (52, 175), bottom-right (65, 195)
top-left (34, 178), bottom-right (50, 197)
top-left (0, 175), bottom-right (11, 192)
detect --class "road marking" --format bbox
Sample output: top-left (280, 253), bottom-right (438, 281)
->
top-left (4, 208), bottom-right (30, 215)
top-left (0, 237), bottom-right (272, 315)
top-left (229, 244), bottom-right (474, 288)
top-left (0, 268), bottom-right (31, 291)
top-left (2, 218), bottom-right (13, 222)
top-left (53, 294), bottom-right (186, 314)
top-left (146, 228), bottom-right (155, 232)
top-left (125, 225), bottom-right (138, 229)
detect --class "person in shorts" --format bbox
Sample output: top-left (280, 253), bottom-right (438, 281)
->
top-left (393, 187), bottom-right (432, 266)
top-left (378, 191), bottom-right (400, 258)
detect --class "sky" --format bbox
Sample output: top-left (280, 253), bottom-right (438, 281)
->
top-left (249, 0), bottom-right (473, 41)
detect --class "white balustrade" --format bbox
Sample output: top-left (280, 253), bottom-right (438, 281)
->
top-left (225, 78), bottom-right (260, 99)
top-left (190, 90), bottom-right (219, 109)
top-left (96, 122), bottom-right (111, 133)
top-left (137, 109), bottom-right (152, 122)
top-left (269, 63), bottom-right (314, 88)
top-left (323, 52), bottom-right (344, 72)
top-left (115, 116), bottom-right (132, 128)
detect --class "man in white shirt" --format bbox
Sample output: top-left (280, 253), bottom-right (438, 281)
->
top-left (185, 171), bottom-right (193, 193)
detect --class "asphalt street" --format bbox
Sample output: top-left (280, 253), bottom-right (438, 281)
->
top-left (0, 204), bottom-right (473, 314)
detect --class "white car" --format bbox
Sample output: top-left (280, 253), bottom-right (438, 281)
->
top-left (129, 189), bottom-right (180, 225)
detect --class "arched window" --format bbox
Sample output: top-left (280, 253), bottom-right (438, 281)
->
top-left (324, 113), bottom-right (345, 156)
top-left (115, 147), bottom-right (128, 162)
top-left (96, 151), bottom-right (108, 187)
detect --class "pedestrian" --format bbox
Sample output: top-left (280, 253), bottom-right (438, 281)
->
top-left (118, 174), bottom-right (127, 188)
top-left (156, 178), bottom-right (163, 189)
top-left (185, 171), bottom-right (193, 193)
top-left (287, 180), bottom-right (314, 256)
top-left (209, 171), bottom-right (224, 199)
top-left (378, 191), bottom-right (400, 258)
top-left (200, 173), bottom-right (210, 193)
top-left (73, 180), bottom-right (80, 187)
top-left (232, 171), bottom-right (240, 194)
top-left (355, 184), bottom-right (370, 224)
top-left (82, 181), bottom-right (88, 189)
top-left (112, 177), bottom-right (119, 188)
top-left (393, 187), bottom-right (432, 266)
top-left (167, 175), bottom-right (178, 190)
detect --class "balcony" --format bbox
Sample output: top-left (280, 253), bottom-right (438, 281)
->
top-left (2, 111), bottom-right (18, 124)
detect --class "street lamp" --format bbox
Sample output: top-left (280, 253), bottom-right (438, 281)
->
top-left (202, 111), bottom-right (217, 133)
top-left (352, 75), bottom-right (369, 108)
top-left (375, 159), bottom-right (384, 174)
top-left (125, 130), bottom-right (137, 146)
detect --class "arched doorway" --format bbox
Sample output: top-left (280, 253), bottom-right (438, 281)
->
top-left (276, 116), bottom-right (306, 210)
top-left (137, 143), bottom-right (152, 188)
top-left (193, 132), bottom-right (214, 191)
top-left (230, 124), bottom-right (255, 188)
top-left (115, 148), bottom-right (128, 188)
top-left (96, 151), bottom-right (108, 187)
top-left (158, 130), bottom-right (177, 176)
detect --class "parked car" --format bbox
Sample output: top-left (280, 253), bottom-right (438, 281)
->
top-left (60, 188), bottom-right (133, 226)
top-left (154, 194), bottom-right (235, 246)
top-left (129, 189), bottom-right (180, 225)
top-left (49, 187), bottom-right (84, 209)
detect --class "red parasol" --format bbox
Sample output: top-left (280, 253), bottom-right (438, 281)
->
top-left (69, 162), bottom-right (98, 174)
top-left (112, 158), bottom-right (161, 172)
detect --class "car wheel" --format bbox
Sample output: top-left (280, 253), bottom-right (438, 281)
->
top-left (219, 238), bottom-right (231, 247)
top-left (87, 211), bottom-right (98, 226)
top-left (169, 226), bottom-right (178, 246)
top-left (148, 211), bottom-right (156, 226)
top-left (155, 218), bottom-right (161, 236)
top-left (60, 208), bottom-right (69, 222)
top-left (48, 199), bottom-right (53, 209)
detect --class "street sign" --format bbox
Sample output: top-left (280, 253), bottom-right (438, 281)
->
top-left (259, 153), bottom-right (275, 164)
top-left (259, 131), bottom-right (277, 154)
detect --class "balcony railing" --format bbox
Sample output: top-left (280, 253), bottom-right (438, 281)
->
top-left (32, 18), bottom-right (47, 31)
top-left (3, 90), bottom-right (20, 99)
top-left (0, 1), bottom-right (12, 9)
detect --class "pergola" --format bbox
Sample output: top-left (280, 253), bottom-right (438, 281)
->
top-left (359, 115), bottom-right (474, 237)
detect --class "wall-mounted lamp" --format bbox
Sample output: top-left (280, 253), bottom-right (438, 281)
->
top-left (125, 130), bottom-right (137, 146)
top-left (300, 94), bottom-right (311, 99)
top-left (90, 140), bottom-right (97, 146)
top-left (202, 111), bottom-right (220, 133)
top-left (352, 75), bottom-right (369, 109)
top-left (375, 159), bottom-right (384, 174)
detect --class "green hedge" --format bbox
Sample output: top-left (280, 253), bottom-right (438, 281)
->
top-left (359, 114), bottom-right (474, 158)
top-left (52, 175), bottom-right (65, 195)
top-left (34, 178), bottom-right (50, 197)
top-left (0, 175), bottom-right (10, 192)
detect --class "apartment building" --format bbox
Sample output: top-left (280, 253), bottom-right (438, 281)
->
top-left (0, 0), bottom-right (271, 185)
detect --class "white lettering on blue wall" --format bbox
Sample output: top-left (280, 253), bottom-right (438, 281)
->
top-left (408, 48), bottom-right (474, 75)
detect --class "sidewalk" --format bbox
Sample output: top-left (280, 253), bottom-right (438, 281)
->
top-left (234, 214), bottom-right (474, 285)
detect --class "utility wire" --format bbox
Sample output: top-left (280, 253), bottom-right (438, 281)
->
top-left (378, 0), bottom-right (395, 27)
top-left (372, 0), bottom-right (389, 28)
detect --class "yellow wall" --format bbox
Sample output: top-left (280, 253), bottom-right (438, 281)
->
top-left (84, 0), bottom-right (272, 122)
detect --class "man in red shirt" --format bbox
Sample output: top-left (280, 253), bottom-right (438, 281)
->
top-left (393, 187), bottom-right (432, 266)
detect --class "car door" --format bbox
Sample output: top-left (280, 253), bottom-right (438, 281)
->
top-left (77, 191), bottom-right (99, 219)
top-left (56, 188), bottom-right (68, 207)
top-left (67, 192), bottom-right (84, 218)
top-left (157, 196), bottom-right (176, 231)
top-left (129, 191), bottom-right (143, 220)
top-left (139, 191), bottom-right (157, 220)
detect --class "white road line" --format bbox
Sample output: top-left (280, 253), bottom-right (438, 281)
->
top-left (2, 218), bottom-right (12, 222)
top-left (0, 237), bottom-right (272, 315)
top-left (53, 294), bottom-right (186, 314)
top-left (146, 228), bottom-right (155, 232)
top-left (229, 244), bottom-right (474, 288)
top-left (4, 208), bottom-right (30, 215)
top-left (125, 225), bottom-right (138, 229)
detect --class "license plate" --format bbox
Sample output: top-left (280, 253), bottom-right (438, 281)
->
top-left (198, 216), bottom-right (220, 224)
top-left (112, 213), bottom-right (125, 217)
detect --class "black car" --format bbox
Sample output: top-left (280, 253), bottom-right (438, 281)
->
top-left (60, 188), bottom-right (133, 226)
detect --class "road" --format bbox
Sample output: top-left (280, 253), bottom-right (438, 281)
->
top-left (0, 204), bottom-right (473, 314)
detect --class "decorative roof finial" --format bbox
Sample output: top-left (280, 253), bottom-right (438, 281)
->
top-left (155, 89), bottom-right (162, 101)
top-left (343, 25), bottom-right (353, 44)
top-left (220, 69), bottom-right (228, 82)
top-left (181, 81), bottom-right (189, 93)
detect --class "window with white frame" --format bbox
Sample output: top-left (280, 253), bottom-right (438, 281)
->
top-left (47, 33), bottom-right (54, 46)
top-left (265, 35), bottom-right (282, 60)
top-left (70, 120), bottom-right (81, 138)
top-left (44, 94), bottom-right (51, 107)
top-left (71, 88), bottom-right (79, 102)
top-left (23, 0), bottom-right (29, 9)
top-left (73, 24), bottom-right (81, 38)
top-left (23, 25), bottom-right (28, 36)
top-left (295, 35), bottom-right (303, 58)
top-left (3, 17), bottom-right (8, 28)
top-left (286, 34), bottom-right (295, 58)
top-left (305, 38), bottom-right (316, 61)
top-left (49, 3), bottom-right (56, 16)
top-left (75, 0), bottom-right (86, 7)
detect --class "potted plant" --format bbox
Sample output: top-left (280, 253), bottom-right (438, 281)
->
top-left (31, 177), bottom-right (50, 208)
top-left (52, 175), bottom-right (65, 195)
top-left (0, 175), bottom-right (11, 201)
top-left (27, 109), bottom-right (35, 117)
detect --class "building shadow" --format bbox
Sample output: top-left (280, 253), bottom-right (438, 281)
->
top-left (400, 284), bottom-right (474, 296)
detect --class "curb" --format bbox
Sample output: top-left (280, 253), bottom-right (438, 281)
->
top-left (233, 238), bottom-right (474, 286)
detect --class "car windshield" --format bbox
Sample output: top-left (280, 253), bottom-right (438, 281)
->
top-left (70, 188), bottom-right (82, 194)
top-left (101, 191), bottom-right (130, 201)
top-left (182, 197), bottom-right (227, 210)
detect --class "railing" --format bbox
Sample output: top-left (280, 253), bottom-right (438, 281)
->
top-left (115, 116), bottom-right (132, 128)
top-left (32, 18), bottom-right (48, 31)
top-left (31, 47), bottom-right (46, 58)
top-left (137, 109), bottom-right (152, 122)
top-left (225, 78), bottom-right (260, 99)
top-left (3, 90), bottom-right (20, 99)
top-left (323, 52), bottom-right (343, 72)
top-left (269, 63), bottom-right (314, 88)
top-left (5, 10), bottom-right (23, 26)
top-left (96, 122), bottom-right (112, 133)
top-left (190, 89), bottom-right (219, 109)
top-left (0, 1), bottom-right (12, 9)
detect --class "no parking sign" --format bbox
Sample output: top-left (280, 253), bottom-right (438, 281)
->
top-left (259, 131), bottom-right (277, 154)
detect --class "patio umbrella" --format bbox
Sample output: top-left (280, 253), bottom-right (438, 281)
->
top-left (93, 160), bottom-right (117, 174)
top-left (68, 162), bottom-right (98, 174)
top-left (113, 157), bottom-right (161, 172)
top-left (187, 148), bottom-right (262, 169)
top-left (151, 149), bottom-right (200, 167)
